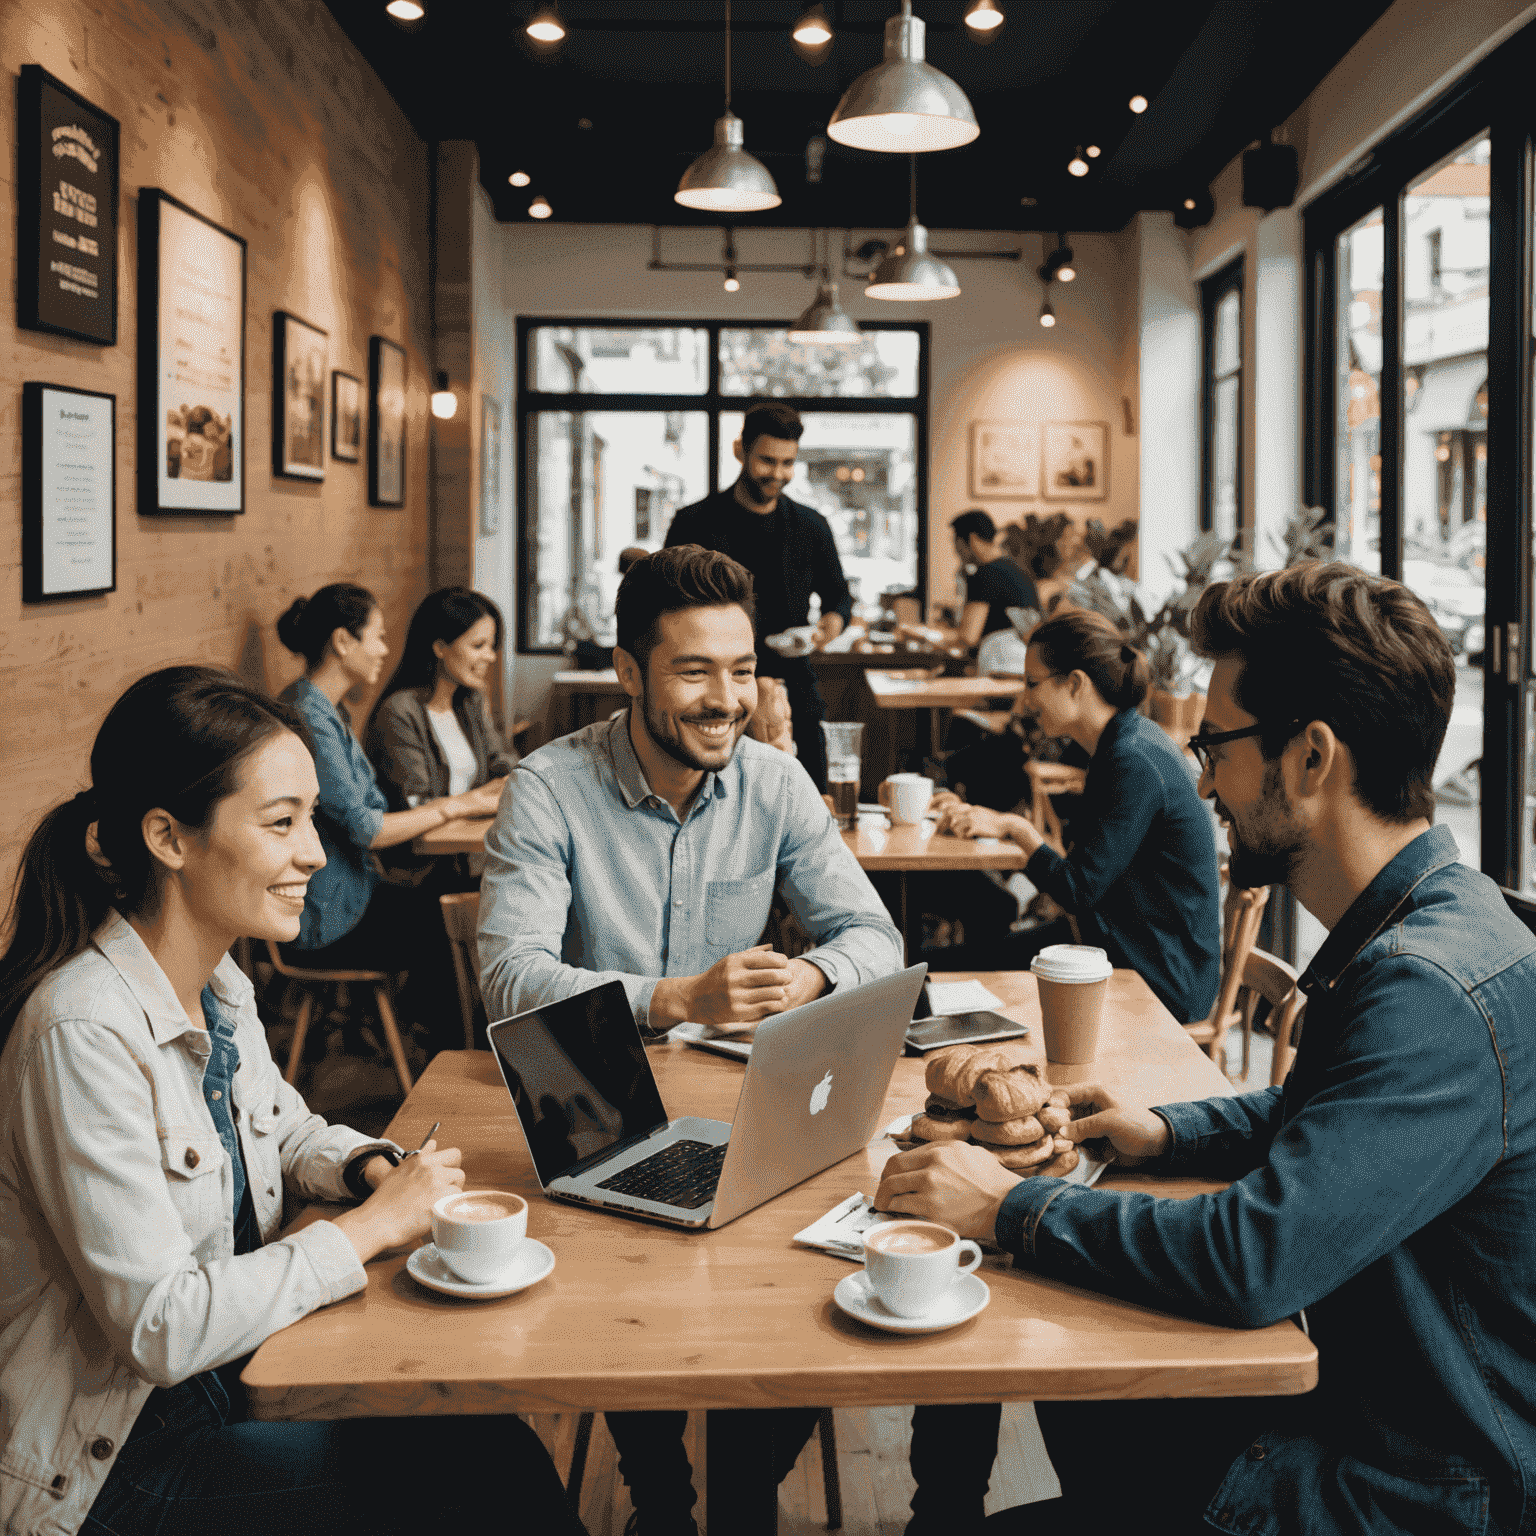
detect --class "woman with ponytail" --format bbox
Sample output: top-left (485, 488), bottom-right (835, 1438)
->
top-left (936, 608), bottom-right (1221, 1024)
top-left (0, 666), bottom-right (583, 1536)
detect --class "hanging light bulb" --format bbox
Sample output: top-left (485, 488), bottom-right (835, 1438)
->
top-left (828, 2), bottom-right (979, 154)
top-left (526, 7), bottom-right (565, 42)
top-left (677, 1), bottom-right (781, 213)
top-left (1067, 148), bottom-right (1089, 177)
top-left (724, 269), bottom-right (740, 292)
top-left (1039, 298), bottom-right (1056, 328)
top-left (1056, 254), bottom-right (1075, 282)
top-left (964, 0), bottom-right (1005, 31)
top-left (1086, 145), bottom-right (1101, 158)
top-left (385, 0), bottom-right (424, 19)
top-left (430, 371), bottom-right (457, 420)
top-left (508, 170), bottom-right (531, 187)
top-left (1129, 94), bottom-right (1148, 113)
top-left (792, 4), bottom-right (833, 45)
top-left (529, 195), bottom-right (552, 219)
top-left (866, 157), bottom-right (961, 300)
top-left (789, 231), bottom-right (864, 342)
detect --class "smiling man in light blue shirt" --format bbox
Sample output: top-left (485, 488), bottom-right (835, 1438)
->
top-left (477, 544), bottom-right (901, 1536)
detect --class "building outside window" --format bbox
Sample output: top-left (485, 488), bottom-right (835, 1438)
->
top-left (518, 320), bottom-right (926, 654)
top-left (1201, 259), bottom-right (1243, 549)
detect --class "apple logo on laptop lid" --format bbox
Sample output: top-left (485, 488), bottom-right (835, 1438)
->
top-left (809, 1071), bottom-right (833, 1115)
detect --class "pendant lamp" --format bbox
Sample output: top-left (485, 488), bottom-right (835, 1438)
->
top-left (789, 232), bottom-right (864, 344)
top-left (828, 1), bottom-right (979, 155)
top-left (676, 0), bottom-right (781, 214)
top-left (865, 158), bottom-right (960, 301)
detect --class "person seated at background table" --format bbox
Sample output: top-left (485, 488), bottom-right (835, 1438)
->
top-left (477, 544), bottom-right (902, 1536)
top-left (899, 509), bottom-right (1039, 654)
top-left (934, 608), bottom-right (1221, 1025)
top-left (365, 584), bottom-right (515, 889)
top-left (276, 584), bottom-right (503, 1052)
top-left (881, 561), bottom-right (1536, 1536)
top-left (0, 665), bottom-right (585, 1536)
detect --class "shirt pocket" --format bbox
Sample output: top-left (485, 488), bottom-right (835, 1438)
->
top-left (705, 870), bottom-right (776, 951)
top-left (159, 1128), bottom-right (226, 1238)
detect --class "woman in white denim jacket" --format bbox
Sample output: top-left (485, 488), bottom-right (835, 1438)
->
top-left (0, 666), bottom-right (584, 1536)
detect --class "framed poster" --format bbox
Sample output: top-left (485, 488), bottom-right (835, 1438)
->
top-left (369, 336), bottom-right (406, 507)
top-left (332, 370), bottom-right (361, 462)
top-left (272, 311), bottom-right (327, 480)
top-left (137, 189), bottom-right (245, 515)
top-left (1043, 420), bottom-right (1109, 501)
top-left (969, 421), bottom-right (1040, 499)
top-left (18, 66), bottom-right (120, 345)
top-left (21, 382), bottom-right (116, 602)
top-left (480, 395), bottom-right (502, 534)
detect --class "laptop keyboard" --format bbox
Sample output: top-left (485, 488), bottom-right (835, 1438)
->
top-left (595, 1139), bottom-right (727, 1210)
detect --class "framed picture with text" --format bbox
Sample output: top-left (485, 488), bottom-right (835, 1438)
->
top-left (272, 311), bottom-right (327, 480)
top-left (369, 336), bottom-right (406, 507)
top-left (22, 381), bottom-right (116, 602)
top-left (137, 188), bottom-right (245, 515)
top-left (1043, 420), bottom-right (1109, 502)
top-left (18, 66), bottom-right (119, 345)
top-left (332, 370), bottom-right (361, 462)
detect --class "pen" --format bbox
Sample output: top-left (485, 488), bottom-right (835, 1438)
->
top-left (400, 1121), bottom-right (440, 1160)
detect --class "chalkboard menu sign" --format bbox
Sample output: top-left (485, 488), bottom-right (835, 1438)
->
top-left (17, 66), bottom-right (119, 345)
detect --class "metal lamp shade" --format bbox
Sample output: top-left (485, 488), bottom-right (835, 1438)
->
top-left (787, 282), bottom-right (864, 344)
top-left (865, 222), bottom-right (960, 300)
top-left (827, 7), bottom-right (979, 154)
top-left (676, 114), bottom-right (782, 213)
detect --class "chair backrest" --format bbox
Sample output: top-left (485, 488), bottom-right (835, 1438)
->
top-left (1197, 884), bottom-right (1270, 1060)
top-left (1237, 947), bottom-right (1306, 1086)
top-left (439, 891), bottom-right (482, 1050)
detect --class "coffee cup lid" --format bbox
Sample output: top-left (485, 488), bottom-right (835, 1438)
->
top-left (1029, 944), bottom-right (1113, 983)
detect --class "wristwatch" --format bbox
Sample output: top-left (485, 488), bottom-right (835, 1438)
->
top-left (342, 1146), bottom-right (401, 1201)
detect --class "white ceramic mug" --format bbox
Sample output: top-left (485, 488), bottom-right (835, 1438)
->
top-left (430, 1190), bottom-right (528, 1284)
top-left (863, 1220), bottom-right (983, 1317)
top-left (879, 773), bottom-right (934, 827)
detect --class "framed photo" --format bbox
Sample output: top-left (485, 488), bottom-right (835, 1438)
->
top-left (273, 312), bottom-right (327, 480)
top-left (369, 336), bottom-right (407, 507)
top-left (332, 370), bottom-right (362, 462)
top-left (137, 189), bottom-right (245, 515)
top-left (21, 382), bottom-right (116, 602)
top-left (480, 395), bottom-right (502, 534)
top-left (969, 421), bottom-right (1039, 499)
top-left (18, 66), bottom-right (119, 345)
top-left (1043, 420), bottom-right (1109, 502)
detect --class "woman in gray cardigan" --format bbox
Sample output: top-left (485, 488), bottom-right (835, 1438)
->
top-left (366, 586), bottom-right (517, 887)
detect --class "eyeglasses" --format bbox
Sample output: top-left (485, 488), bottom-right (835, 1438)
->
top-left (1022, 672), bottom-right (1065, 692)
top-left (1187, 718), bottom-right (1302, 773)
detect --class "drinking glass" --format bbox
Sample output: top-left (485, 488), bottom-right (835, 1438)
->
top-left (821, 722), bottom-right (864, 829)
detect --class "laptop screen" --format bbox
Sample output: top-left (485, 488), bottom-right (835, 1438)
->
top-left (487, 980), bottom-right (669, 1185)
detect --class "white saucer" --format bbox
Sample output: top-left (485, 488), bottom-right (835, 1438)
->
top-left (407, 1239), bottom-right (556, 1299)
top-left (833, 1269), bottom-right (990, 1334)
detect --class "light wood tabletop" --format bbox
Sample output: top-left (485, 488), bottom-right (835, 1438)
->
top-left (865, 672), bottom-right (1022, 710)
top-left (242, 968), bottom-right (1316, 1423)
top-left (412, 813), bottom-right (495, 857)
top-left (552, 668), bottom-right (622, 691)
top-left (842, 821), bottom-right (1028, 872)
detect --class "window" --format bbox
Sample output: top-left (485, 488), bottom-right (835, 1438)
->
top-left (517, 319), bottom-right (928, 653)
top-left (1201, 260), bottom-right (1244, 546)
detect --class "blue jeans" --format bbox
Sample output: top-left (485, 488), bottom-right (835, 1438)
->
top-left (82, 1363), bottom-right (585, 1536)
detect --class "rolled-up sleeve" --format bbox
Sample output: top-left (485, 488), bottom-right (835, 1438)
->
top-left (775, 769), bottom-right (903, 988)
top-left (14, 1024), bottom-right (368, 1389)
top-left (478, 766), bottom-right (662, 1027)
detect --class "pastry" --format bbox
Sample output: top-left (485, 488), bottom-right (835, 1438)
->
top-left (925, 1041), bottom-right (1038, 1107)
top-left (1037, 1090), bottom-right (1071, 1136)
top-left (989, 1137), bottom-right (1060, 1170)
top-left (909, 1113), bottom-right (976, 1143)
top-left (972, 1067), bottom-right (1052, 1122)
top-left (969, 1114), bottom-right (1045, 1147)
top-left (924, 1094), bottom-right (974, 1118)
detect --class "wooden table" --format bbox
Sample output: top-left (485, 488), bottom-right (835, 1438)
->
top-left (866, 670), bottom-right (1022, 760)
top-left (243, 968), bottom-right (1314, 1438)
top-left (413, 814), bottom-right (495, 857)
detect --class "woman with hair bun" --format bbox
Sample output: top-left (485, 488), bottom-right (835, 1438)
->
top-left (937, 608), bottom-right (1221, 1024)
top-left (0, 665), bottom-right (584, 1536)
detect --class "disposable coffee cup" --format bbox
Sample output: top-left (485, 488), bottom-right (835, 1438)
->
top-left (430, 1190), bottom-right (527, 1284)
top-left (1029, 944), bottom-right (1113, 1064)
top-left (862, 1220), bottom-right (983, 1317)
top-left (879, 773), bottom-right (934, 826)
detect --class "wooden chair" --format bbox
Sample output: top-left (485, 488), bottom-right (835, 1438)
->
top-left (263, 941), bottom-right (413, 1096)
top-left (439, 891), bottom-right (483, 1051)
top-left (1184, 884), bottom-right (1270, 1074)
top-left (1023, 760), bottom-right (1087, 857)
top-left (1239, 949), bottom-right (1307, 1087)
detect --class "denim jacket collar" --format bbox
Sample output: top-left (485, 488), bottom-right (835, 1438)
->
top-left (92, 911), bottom-right (255, 1050)
top-left (604, 709), bottom-right (729, 814)
top-left (1299, 824), bottom-right (1461, 995)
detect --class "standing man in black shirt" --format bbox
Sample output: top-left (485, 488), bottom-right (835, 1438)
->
top-left (665, 401), bottom-right (851, 791)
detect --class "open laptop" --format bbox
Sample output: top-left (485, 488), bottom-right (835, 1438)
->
top-left (486, 964), bottom-right (927, 1230)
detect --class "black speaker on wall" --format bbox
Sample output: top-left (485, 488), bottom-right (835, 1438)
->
top-left (1243, 141), bottom-right (1300, 213)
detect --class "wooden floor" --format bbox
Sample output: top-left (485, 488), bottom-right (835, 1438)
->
top-left (528, 1403), bottom-right (1061, 1535)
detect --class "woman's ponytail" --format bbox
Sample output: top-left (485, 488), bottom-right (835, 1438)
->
top-left (1030, 610), bottom-right (1150, 711)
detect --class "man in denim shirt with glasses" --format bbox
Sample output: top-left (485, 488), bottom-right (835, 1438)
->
top-left (880, 562), bottom-right (1536, 1536)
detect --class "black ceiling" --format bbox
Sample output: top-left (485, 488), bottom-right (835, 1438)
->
top-left (319, 0), bottom-right (1396, 233)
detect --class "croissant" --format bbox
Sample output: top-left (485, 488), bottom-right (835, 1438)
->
top-left (925, 1041), bottom-right (1040, 1108)
top-left (972, 1067), bottom-right (1052, 1122)
top-left (969, 1115), bottom-right (1045, 1147)
top-left (987, 1136), bottom-right (1061, 1170)
top-left (909, 1113), bottom-right (976, 1143)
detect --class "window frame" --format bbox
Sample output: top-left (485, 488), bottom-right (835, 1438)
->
top-left (1200, 257), bottom-right (1245, 547)
top-left (514, 316), bottom-right (931, 656)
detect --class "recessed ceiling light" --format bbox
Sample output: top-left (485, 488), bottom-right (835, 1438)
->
top-left (1086, 145), bottom-right (1100, 158)
top-left (385, 0), bottom-right (423, 18)
top-left (1129, 94), bottom-right (1148, 113)
top-left (508, 170), bottom-right (531, 187)
top-left (529, 195), bottom-right (552, 219)
top-left (1183, 197), bottom-right (1196, 210)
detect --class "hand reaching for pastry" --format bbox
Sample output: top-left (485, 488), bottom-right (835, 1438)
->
top-left (875, 1142), bottom-right (1023, 1244)
top-left (1058, 1083), bottom-right (1171, 1167)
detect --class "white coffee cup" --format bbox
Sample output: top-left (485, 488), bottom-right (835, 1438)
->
top-left (879, 773), bottom-right (935, 827)
top-left (430, 1189), bottom-right (527, 1284)
top-left (863, 1220), bottom-right (983, 1317)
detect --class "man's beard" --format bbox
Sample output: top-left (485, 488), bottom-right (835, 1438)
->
top-left (738, 471), bottom-right (781, 505)
top-left (640, 679), bottom-right (749, 773)
top-left (1216, 760), bottom-right (1306, 891)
